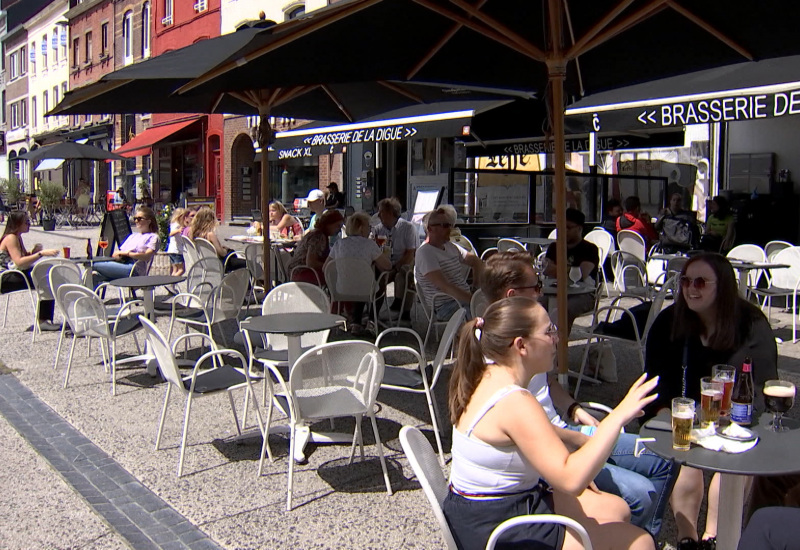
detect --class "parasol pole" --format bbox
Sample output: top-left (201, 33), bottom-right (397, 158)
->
top-left (548, 0), bottom-right (570, 385)
top-left (257, 106), bottom-right (273, 291)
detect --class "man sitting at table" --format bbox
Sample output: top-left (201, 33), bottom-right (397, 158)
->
top-left (480, 250), bottom-right (678, 538)
top-left (414, 207), bottom-right (482, 320)
top-left (542, 208), bottom-right (599, 333)
top-left (373, 197), bottom-right (417, 317)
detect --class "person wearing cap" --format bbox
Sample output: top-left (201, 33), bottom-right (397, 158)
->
top-left (325, 182), bottom-right (345, 209)
top-left (288, 209), bottom-right (344, 286)
top-left (542, 208), bottom-right (599, 334)
top-left (304, 189), bottom-right (326, 232)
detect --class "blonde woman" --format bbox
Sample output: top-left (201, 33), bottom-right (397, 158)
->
top-left (268, 201), bottom-right (303, 240)
top-left (166, 207), bottom-right (188, 276)
top-left (189, 206), bottom-right (246, 271)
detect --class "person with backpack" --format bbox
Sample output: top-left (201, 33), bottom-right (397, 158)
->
top-left (655, 192), bottom-right (699, 253)
top-left (617, 196), bottom-right (658, 250)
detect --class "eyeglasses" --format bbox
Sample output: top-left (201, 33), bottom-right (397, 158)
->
top-left (133, 216), bottom-right (146, 222)
top-left (428, 222), bottom-right (452, 229)
top-left (679, 276), bottom-right (717, 290)
top-left (512, 281), bottom-right (543, 293)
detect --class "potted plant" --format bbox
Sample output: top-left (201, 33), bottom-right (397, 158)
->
top-left (1, 177), bottom-right (25, 209)
top-left (37, 181), bottom-right (66, 231)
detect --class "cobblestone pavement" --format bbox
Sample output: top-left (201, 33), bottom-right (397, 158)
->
top-left (3, 222), bottom-right (800, 549)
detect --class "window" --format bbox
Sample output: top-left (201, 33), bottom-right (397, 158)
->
top-left (123, 11), bottom-right (133, 65)
top-left (142, 3), bottom-right (151, 58)
top-left (100, 22), bottom-right (109, 56)
top-left (20, 99), bottom-right (27, 126)
top-left (42, 34), bottom-right (48, 67)
top-left (84, 32), bottom-right (92, 64)
top-left (193, 0), bottom-right (207, 12)
top-left (1, 91), bottom-right (6, 124)
top-left (10, 102), bottom-right (18, 129)
top-left (53, 86), bottom-right (59, 108)
top-left (163, 0), bottom-right (173, 25)
top-left (32, 96), bottom-right (37, 127)
top-left (85, 113), bottom-right (91, 124)
top-left (52, 28), bottom-right (59, 63)
top-left (43, 91), bottom-right (48, 115)
top-left (19, 46), bottom-right (26, 76)
top-left (9, 50), bottom-right (18, 80)
top-left (72, 38), bottom-right (79, 67)
top-left (29, 42), bottom-right (36, 74)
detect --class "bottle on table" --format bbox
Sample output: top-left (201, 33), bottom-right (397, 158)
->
top-left (86, 238), bottom-right (93, 260)
top-left (731, 356), bottom-right (754, 426)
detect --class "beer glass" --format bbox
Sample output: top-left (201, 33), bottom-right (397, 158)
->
top-left (764, 380), bottom-right (796, 432)
top-left (712, 364), bottom-right (736, 418)
top-left (672, 397), bottom-right (695, 450)
top-left (700, 376), bottom-right (723, 428)
top-left (62, 246), bottom-right (70, 259)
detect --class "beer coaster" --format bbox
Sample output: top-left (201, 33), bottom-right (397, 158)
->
top-left (716, 425), bottom-right (757, 442)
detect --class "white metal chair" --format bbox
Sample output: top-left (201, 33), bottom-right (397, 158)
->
top-left (257, 340), bottom-right (393, 510)
top-left (398, 426), bottom-right (593, 550)
top-left (0, 268), bottom-right (36, 330)
top-left (244, 243), bottom-right (265, 303)
top-left (450, 234), bottom-right (475, 254)
top-left (194, 237), bottom-right (220, 262)
top-left (497, 238), bottom-right (527, 253)
top-left (584, 229), bottom-right (615, 295)
top-left (141, 316), bottom-right (265, 477)
top-left (55, 284), bottom-right (144, 395)
top-left (610, 250), bottom-right (648, 297)
top-left (324, 258), bottom-right (389, 332)
top-left (30, 258), bottom-right (76, 342)
top-left (413, 271), bottom-right (466, 350)
top-left (547, 228), bottom-right (557, 240)
top-left (574, 275), bottom-right (677, 399)
top-left (727, 243), bottom-right (767, 295)
top-left (177, 235), bottom-right (199, 274)
top-left (751, 247), bottom-right (800, 341)
top-left (376, 308), bottom-right (465, 466)
top-left (617, 229), bottom-right (647, 263)
top-left (470, 288), bottom-right (489, 318)
top-left (480, 247), bottom-right (499, 261)
top-left (765, 240), bottom-right (792, 262)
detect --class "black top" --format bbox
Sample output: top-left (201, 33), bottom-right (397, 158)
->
top-left (642, 411), bottom-right (800, 476)
top-left (326, 192), bottom-right (345, 209)
top-left (545, 239), bottom-right (599, 279)
top-left (643, 304), bottom-right (777, 421)
top-left (110, 275), bottom-right (185, 288)
top-left (241, 313), bottom-right (345, 335)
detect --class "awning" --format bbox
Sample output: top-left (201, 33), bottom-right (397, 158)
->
top-left (35, 158), bottom-right (65, 171)
top-left (114, 118), bottom-right (199, 158)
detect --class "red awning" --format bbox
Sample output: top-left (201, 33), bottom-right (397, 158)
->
top-left (114, 119), bottom-right (199, 158)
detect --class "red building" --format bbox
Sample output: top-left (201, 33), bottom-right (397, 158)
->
top-left (118, 0), bottom-right (223, 213)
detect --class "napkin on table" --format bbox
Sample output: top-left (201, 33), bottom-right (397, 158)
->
top-left (690, 424), bottom-right (758, 453)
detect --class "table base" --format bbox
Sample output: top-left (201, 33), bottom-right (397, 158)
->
top-left (717, 474), bottom-right (746, 550)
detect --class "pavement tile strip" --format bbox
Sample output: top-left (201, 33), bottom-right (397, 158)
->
top-left (0, 371), bottom-right (222, 550)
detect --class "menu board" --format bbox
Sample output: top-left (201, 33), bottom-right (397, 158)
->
top-left (98, 210), bottom-right (132, 256)
top-left (474, 173), bottom-right (530, 223)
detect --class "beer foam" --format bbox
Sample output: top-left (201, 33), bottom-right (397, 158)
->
top-left (701, 389), bottom-right (723, 398)
top-left (764, 385), bottom-right (796, 397)
top-left (673, 411), bottom-right (694, 419)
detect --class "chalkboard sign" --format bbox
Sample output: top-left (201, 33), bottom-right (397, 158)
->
top-left (98, 210), bottom-right (132, 256)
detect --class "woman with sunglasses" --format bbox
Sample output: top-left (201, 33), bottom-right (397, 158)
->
top-left (644, 252), bottom-right (777, 550)
top-left (445, 295), bottom-right (657, 550)
top-left (0, 211), bottom-right (60, 328)
top-left (93, 207), bottom-right (160, 283)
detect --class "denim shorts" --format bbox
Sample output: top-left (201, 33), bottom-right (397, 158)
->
top-left (168, 253), bottom-right (184, 265)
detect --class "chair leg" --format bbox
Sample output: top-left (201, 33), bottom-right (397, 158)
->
top-left (424, 389), bottom-right (446, 467)
top-left (155, 385), bottom-right (173, 450)
top-left (53, 325), bottom-right (66, 370)
top-left (110, 340), bottom-right (117, 396)
top-left (573, 336), bottom-right (597, 400)
top-left (226, 390), bottom-right (242, 436)
top-left (287, 421), bottom-right (296, 511)
top-left (794, 293), bottom-right (798, 344)
top-left (31, 299), bottom-right (40, 343)
top-left (369, 412), bottom-right (393, 496)
top-left (177, 393), bottom-right (195, 477)
top-left (1, 293), bottom-right (9, 328)
top-left (348, 415), bottom-right (360, 465)
top-left (257, 384), bottom-right (275, 476)
top-left (63, 337), bottom-right (77, 389)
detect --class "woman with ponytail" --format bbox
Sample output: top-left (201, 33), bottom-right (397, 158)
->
top-left (444, 296), bottom-right (658, 550)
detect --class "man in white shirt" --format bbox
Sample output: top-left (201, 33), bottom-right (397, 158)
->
top-left (414, 207), bottom-right (482, 320)
top-left (373, 198), bottom-right (417, 315)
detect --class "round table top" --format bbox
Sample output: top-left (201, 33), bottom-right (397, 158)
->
top-left (111, 275), bottom-right (185, 289)
top-left (241, 312), bottom-right (345, 336)
top-left (641, 411), bottom-right (800, 476)
top-left (541, 281), bottom-right (596, 295)
top-left (70, 257), bottom-right (116, 265)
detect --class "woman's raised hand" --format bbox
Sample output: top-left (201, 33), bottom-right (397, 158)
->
top-left (611, 373), bottom-right (659, 426)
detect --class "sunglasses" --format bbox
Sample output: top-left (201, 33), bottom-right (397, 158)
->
top-left (545, 323), bottom-right (559, 337)
top-left (679, 276), bottom-right (717, 290)
top-left (428, 222), bottom-right (452, 228)
top-left (512, 281), bottom-right (543, 293)
top-left (133, 216), bottom-right (146, 222)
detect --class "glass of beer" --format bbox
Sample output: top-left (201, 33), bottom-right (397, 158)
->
top-left (764, 380), bottom-right (796, 432)
top-left (712, 364), bottom-right (736, 418)
top-left (62, 246), bottom-right (70, 259)
top-left (672, 397), bottom-right (695, 450)
top-left (700, 376), bottom-right (724, 428)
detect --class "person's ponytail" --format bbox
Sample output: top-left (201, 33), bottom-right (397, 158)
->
top-left (449, 319), bottom-right (487, 425)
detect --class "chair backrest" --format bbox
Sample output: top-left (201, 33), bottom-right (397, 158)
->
top-left (55, 284), bottom-right (108, 337)
top-left (765, 240), bottom-right (792, 262)
top-left (585, 229), bottom-right (614, 265)
top-left (399, 426), bottom-right (458, 550)
top-left (262, 282), bottom-right (331, 349)
top-left (611, 250), bottom-right (646, 293)
top-left (479, 247), bottom-right (498, 261)
top-left (185, 258), bottom-right (224, 302)
top-left (430, 308), bottom-right (466, 387)
top-left (617, 229), bottom-right (646, 262)
top-left (727, 244), bottom-right (767, 288)
top-left (643, 275), bottom-right (678, 340)
top-left (450, 234), bottom-right (475, 254)
top-left (207, 269), bottom-right (249, 324)
top-left (32, 258), bottom-right (77, 299)
top-left (289, 341), bottom-right (385, 421)
top-left (324, 258), bottom-right (376, 303)
top-left (769, 247), bottom-right (800, 289)
top-left (470, 289), bottom-right (489, 318)
top-left (138, 316), bottom-right (184, 391)
top-left (179, 235), bottom-right (199, 271)
top-left (244, 243), bottom-right (264, 282)
top-left (49, 263), bottom-right (84, 293)
top-left (547, 228), bottom-right (557, 240)
top-left (194, 237), bottom-right (220, 262)
top-left (497, 238), bottom-right (526, 253)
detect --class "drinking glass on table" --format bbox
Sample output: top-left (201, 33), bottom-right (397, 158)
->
top-left (764, 380), bottom-right (796, 432)
top-left (672, 397), bottom-right (695, 450)
top-left (62, 246), bottom-right (70, 259)
top-left (700, 376), bottom-right (724, 428)
top-left (712, 364), bottom-right (736, 418)
top-left (98, 238), bottom-right (109, 252)
top-left (569, 266), bottom-right (583, 285)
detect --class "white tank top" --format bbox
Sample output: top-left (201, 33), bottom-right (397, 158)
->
top-left (450, 385), bottom-right (542, 497)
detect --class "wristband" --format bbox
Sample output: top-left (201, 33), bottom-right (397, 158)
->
top-left (567, 402), bottom-right (582, 421)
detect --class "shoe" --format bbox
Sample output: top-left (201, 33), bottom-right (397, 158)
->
top-left (38, 321), bottom-right (63, 332)
top-left (701, 538), bottom-right (716, 550)
top-left (677, 538), bottom-right (699, 550)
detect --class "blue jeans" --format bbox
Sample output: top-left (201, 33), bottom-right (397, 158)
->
top-left (569, 426), bottom-right (678, 537)
top-left (435, 298), bottom-right (470, 321)
top-left (93, 260), bottom-right (135, 283)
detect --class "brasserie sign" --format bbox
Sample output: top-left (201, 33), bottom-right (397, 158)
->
top-left (301, 125), bottom-right (418, 147)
